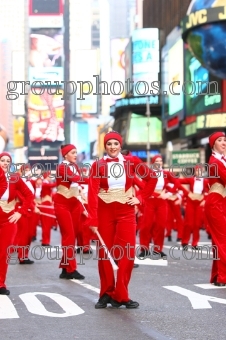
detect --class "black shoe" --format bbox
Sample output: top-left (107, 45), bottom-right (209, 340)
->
top-left (207, 234), bottom-right (212, 240)
top-left (110, 298), bottom-right (139, 309)
top-left (66, 270), bottom-right (85, 280)
top-left (19, 259), bottom-right (34, 264)
top-left (133, 263), bottom-right (139, 268)
top-left (59, 268), bottom-right (67, 279)
top-left (176, 238), bottom-right (182, 242)
top-left (214, 282), bottom-right (226, 286)
top-left (182, 244), bottom-right (188, 250)
top-left (95, 294), bottom-right (111, 309)
top-left (76, 247), bottom-right (82, 254)
top-left (0, 287), bottom-right (10, 295)
top-left (138, 250), bottom-right (150, 258)
top-left (31, 236), bottom-right (36, 242)
top-left (167, 236), bottom-right (172, 242)
top-left (193, 245), bottom-right (201, 250)
top-left (152, 251), bottom-right (167, 259)
top-left (42, 244), bottom-right (51, 247)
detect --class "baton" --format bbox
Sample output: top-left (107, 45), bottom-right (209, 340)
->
top-left (37, 205), bottom-right (55, 209)
top-left (95, 230), bottom-right (118, 271)
top-left (77, 196), bottom-right (88, 214)
top-left (39, 212), bottom-right (57, 219)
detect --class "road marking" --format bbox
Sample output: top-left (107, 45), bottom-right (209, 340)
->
top-left (164, 245), bottom-right (213, 255)
top-left (70, 280), bottom-right (100, 293)
top-left (0, 296), bottom-right (19, 319)
top-left (19, 292), bottom-right (85, 317)
top-left (194, 283), bottom-right (226, 289)
top-left (163, 286), bottom-right (226, 309)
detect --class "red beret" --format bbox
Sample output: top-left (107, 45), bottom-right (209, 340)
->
top-left (209, 132), bottom-right (225, 149)
top-left (151, 154), bottom-right (162, 164)
top-left (104, 131), bottom-right (123, 147)
top-left (43, 171), bottom-right (50, 179)
top-left (61, 144), bottom-right (76, 157)
top-left (0, 152), bottom-right (12, 162)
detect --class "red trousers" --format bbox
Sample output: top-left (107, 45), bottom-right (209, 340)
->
top-left (182, 198), bottom-right (203, 246)
top-left (15, 213), bottom-right (33, 260)
top-left (0, 209), bottom-right (17, 288)
top-left (140, 197), bottom-right (167, 252)
top-left (97, 198), bottom-right (136, 302)
top-left (40, 202), bottom-right (55, 245)
top-left (166, 200), bottom-right (184, 239)
top-left (31, 211), bottom-right (40, 239)
top-left (205, 193), bottom-right (226, 283)
top-left (54, 197), bottom-right (83, 273)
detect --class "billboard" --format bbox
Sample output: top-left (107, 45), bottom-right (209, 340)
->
top-left (168, 39), bottom-right (184, 116)
top-left (29, 0), bottom-right (64, 28)
top-left (29, 28), bottom-right (63, 83)
top-left (13, 117), bottom-right (25, 148)
top-left (127, 113), bottom-right (162, 144)
top-left (184, 44), bottom-right (222, 116)
top-left (110, 38), bottom-right (129, 103)
top-left (71, 49), bottom-right (98, 115)
top-left (132, 28), bottom-right (159, 97)
top-left (27, 89), bottom-right (65, 143)
top-left (125, 38), bottom-right (132, 94)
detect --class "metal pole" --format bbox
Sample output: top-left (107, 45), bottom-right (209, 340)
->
top-left (146, 96), bottom-right (151, 167)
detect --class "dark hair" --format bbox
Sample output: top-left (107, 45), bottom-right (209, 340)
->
top-left (121, 149), bottom-right (130, 155)
top-left (60, 144), bottom-right (70, 149)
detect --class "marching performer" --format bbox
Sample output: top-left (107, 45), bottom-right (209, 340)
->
top-left (0, 152), bottom-right (34, 295)
top-left (139, 154), bottom-right (185, 258)
top-left (39, 172), bottom-right (56, 246)
top-left (15, 164), bottom-right (40, 264)
top-left (88, 131), bottom-right (157, 309)
top-left (179, 165), bottom-right (209, 248)
top-left (205, 132), bottom-right (226, 286)
top-left (54, 144), bottom-right (86, 280)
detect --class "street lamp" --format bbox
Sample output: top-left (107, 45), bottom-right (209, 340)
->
top-left (146, 96), bottom-right (151, 167)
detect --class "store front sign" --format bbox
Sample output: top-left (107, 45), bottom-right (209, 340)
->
top-left (172, 150), bottom-right (200, 165)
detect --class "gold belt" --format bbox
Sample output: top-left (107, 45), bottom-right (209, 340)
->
top-left (154, 189), bottom-right (163, 194)
top-left (57, 185), bottom-right (79, 199)
top-left (0, 199), bottom-right (16, 213)
top-left (209, 183), bottom-right (226, 197)
top-left (42, 195), bottom-right (52, 203)
top-left (188, 193), bottom-right (204, 201)
top-left (98, 187), bottom-right (133, 204)
top-left (34, 198), bottom-right (42, 203)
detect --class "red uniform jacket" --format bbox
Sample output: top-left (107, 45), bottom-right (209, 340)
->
top-left (87, 155), bottom-right (158, 226)
top-left (0, 167), bottom-right (7, 197)
top-left (41, 181), bottom-right (56, 199)
top-left (179, 177), bottom-right (209, 200)
top-left (1, 175), bottom-right (34, 216)
top-left (151, 170), bottom-right (188, 198)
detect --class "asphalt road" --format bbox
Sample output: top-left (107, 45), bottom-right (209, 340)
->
top-left (1, 227), bottom-right (225, 340)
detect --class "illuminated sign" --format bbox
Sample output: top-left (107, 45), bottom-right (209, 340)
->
top-left (29, 28), bottom-right (64, 83)
top-left (110, 95), bottom-right (159, 114)
top-left (110, 38), bottom-right (129, 103)
top-left (127, 113), bottom-right (162, 145)
top-left (197, 113), bottom-right (226, 129)
top-left (132, 28), bottom-right (159, 97)
top-left (181, 6), bottom-right (226, 39)
top-left (168, 39), bottom-right (184, 116)
top-left (172, 150), bottom-right (200, 165)
top-left (184, 44), bottom-right (222, 116)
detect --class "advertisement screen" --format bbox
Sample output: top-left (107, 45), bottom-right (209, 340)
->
top-left (27, 89), bottom-right (65, 143)
top-left (71, 49), bottom-right (98, 114)
top-left (132, 28), bottom-right (159, 98)
top-left (29, 28), bottom-right (63, 83)
top-left (125, 38), bottom-right (132, 93)
top-left (110, 38), bottom-right (129, 103)
top-left (184, 44), bottom-right (222, 115)
top-left (127, 113), bottom-right (162, 144)
top-left (168, 39), bottom-right (184, 116)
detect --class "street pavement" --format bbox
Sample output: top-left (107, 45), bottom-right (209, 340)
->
top-left (1, 227), bottom-right (225, 340)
